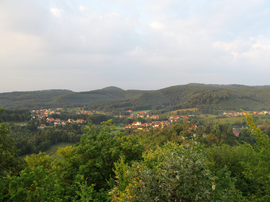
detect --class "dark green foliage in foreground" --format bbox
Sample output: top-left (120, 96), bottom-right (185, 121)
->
top-left (2, 109), bottom-right (270, 201)
top-left (0, 108), bottom-right (25, 178)
top-left (111, 141), bottom-right (242, 201)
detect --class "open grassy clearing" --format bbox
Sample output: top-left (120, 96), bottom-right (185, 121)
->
top-left (199, 114), bottom-right (218, 118)
top-left (112, 125), bottom-right (124, 134)
top-left (171, 108), bottom-right (198, 114)
top-left (44, 142), bottom-right (75, 157)
top-left (20, 142), bottom-right (75, 159)
top-left (132, 110), bottom-right (151, 115)
top-left (216, 116), bottom-right (246, 124)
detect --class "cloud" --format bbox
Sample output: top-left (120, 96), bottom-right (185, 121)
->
top-left (79, 6), bottom-right (87, 12)
top-left (149, 21), bottom-right (164, 31)
top-left (1, 0), bottom-right (270, 92)
top-left (50, 8), bottom-right (62, 17)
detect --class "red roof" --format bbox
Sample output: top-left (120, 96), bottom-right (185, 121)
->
top-left (233, 131), bottom-right (239, 136)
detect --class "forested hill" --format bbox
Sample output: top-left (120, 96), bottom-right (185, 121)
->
top-left (0, 90), bottom-right (72, 109)
top-left (1, 84), bottom-right (270, 110)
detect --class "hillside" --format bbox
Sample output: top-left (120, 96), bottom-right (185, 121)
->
top-left (0, 90), bottom-right (72, 109)
top-left (1, 84), bottom-right (270, 111)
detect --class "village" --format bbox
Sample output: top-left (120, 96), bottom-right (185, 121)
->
top-left (32, 108), bottom-right (194, 130)
top-left (31, 108), bottom-right (270, 133)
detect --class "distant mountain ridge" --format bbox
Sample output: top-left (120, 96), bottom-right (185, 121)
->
top-left (1, 84), bottom-right (270, 111)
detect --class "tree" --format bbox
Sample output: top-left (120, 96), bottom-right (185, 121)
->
top-left (112, 140), bottom-right (241, 201)
top-left (57, 119), bottom-right (144, 200)
top-left (0, 108), bottom-right (24, 178)
top-left (239, 112), bottom-right (270, 200)
top-left (0, 108), bottom-right (25, 200)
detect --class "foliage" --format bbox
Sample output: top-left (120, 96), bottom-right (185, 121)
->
top-left (112, 140), bottom-right (241, 201)
top-left (56, 119), bottom-right (144, 200)
top-left (240, 112), bottom-right (270, 200)
top-left (0, 109), bottom-right (25, 178)
top-left (2, 83), bottom-right (270, 110)
top-left (206, 144), bottom-right (255, 196)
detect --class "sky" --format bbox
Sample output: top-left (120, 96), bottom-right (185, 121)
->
top-left (1, 0), bottom-right (270, 92)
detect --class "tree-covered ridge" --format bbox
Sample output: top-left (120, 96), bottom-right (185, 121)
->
top-left (2, 83), bottom-right (270, 110)
top-left (0, 90), bottom-right (72, 109)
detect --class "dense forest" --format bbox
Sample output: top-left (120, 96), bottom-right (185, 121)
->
top-left (2, 84), bottom-right (270, 111)
top-left (2, 106), bottom-right (270, 201)
top-left (4, 112), bottom-right (123, 156)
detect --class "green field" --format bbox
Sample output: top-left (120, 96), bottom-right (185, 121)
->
top-left (44, 142), bottom-right (75, 158)
top-left (216, 116), bottom-right (245, 124)
top-left (171, 108), bottom-right (198, 114)
top-left (21, 142), bottom-right (75, 159)
top-left (112, 125), bottom-right (123, 134)
top-left (199, 114), bottom-right (218, 118)
top-left (198, 114), bottom-right (246, 124)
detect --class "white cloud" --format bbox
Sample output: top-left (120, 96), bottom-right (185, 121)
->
top-left (50, 8), bottom-right (62, 17)
top-left (79, 6), bottom-right (87, 11)
top-left (1, 0), bottom-right (270, 92)
top-left (149, 21), bottom-right (164, 31)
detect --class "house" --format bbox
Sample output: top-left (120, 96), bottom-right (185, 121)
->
top-left (127, 110), bottom-right (133, 113)
top-left (132, 121), bottom-right (141, 126)
top-left (76, 119), bottom-right (84, 123)
top-left (154, 122), bottom-right (160, 127)
top-left (46, 117), bottom-right (55, 123)
top-left (56, 108), bottom-right (63, 111)
top-left (61, 122), bottom-right (66, 126)
top-left (169, 116), bottom-right (180, 122)
top-left (68, 119), bottom-right (75, 123)
top-left (39, 124), bottom-right (46, 129)
top-left (152, 115), bottom-right (159, 119)
top-left (233, 131), bottom-right (239, 137)
top-left (54, 118), bottom-right (61, 125)
top-left (125, 125), bottom-right (131, 128)
top-left (190, 125), bottom-right (198, 131)
top-left (160, 121), bottom-right (170, 128)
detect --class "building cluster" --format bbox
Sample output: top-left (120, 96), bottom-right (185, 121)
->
top-left (32, 108), bottom-right (62, 119)
top-left (125, 120), bottom-right (171, 130)
top-left (223, 111), bottom-right (247, 117)
top-left (39, 118), bottom-right (85, 129)
top-left (168, 115), bottom-right (189, 122)
top-left (74, 110), bottom-right (109, 115)
top-left (223, 111), bottom-right (270, 117)
top-left (115, 110), bottom-right (160, 119)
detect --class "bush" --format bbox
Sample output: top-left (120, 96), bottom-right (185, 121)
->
top-left (112, 140), bottom-right (241, 201)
